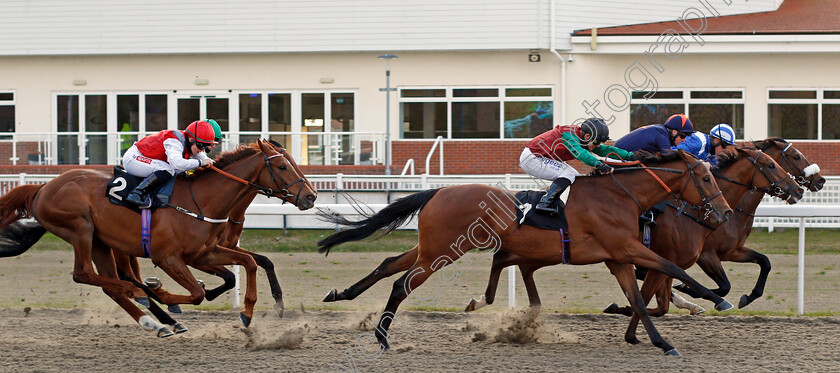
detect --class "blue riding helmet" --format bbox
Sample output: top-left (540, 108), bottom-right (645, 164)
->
top-left (664, 113), bottom-right (694, 134)
top-left (710, 123), bottom-right (736, 146)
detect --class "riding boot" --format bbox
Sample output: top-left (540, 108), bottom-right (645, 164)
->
top-left (535, 178), bottom-right (572, 215)
top-left (126, 171), bottom-right (173, 209)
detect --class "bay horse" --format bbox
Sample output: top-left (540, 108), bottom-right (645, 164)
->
top-left (664, 138), bottom-right (824, 309)
top-left (0, 140), bottom-right (316, 337)
top-left (318, 150), bottom-right (733, 356)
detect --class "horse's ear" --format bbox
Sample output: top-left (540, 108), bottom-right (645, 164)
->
top-left (257, 139), bottom-right (272, 154)
top-left (677, 149), bottom-right (691, 161)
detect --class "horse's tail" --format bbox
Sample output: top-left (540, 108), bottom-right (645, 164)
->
top-left (0, 184), bottom-right (43, 229)
top-left (0, 220), bottom-right (47, 258)
top-left (317, 188), bottom-right (441, 256)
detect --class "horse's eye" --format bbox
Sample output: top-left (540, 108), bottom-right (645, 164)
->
top-left (794, 155), bottom-right (801, 160)
top-left (703, 176), bottom-right (710, 182)
top-left (279, 165), bottom-right (287, 170)
top-left (768, 163), bottom-right (775, 169)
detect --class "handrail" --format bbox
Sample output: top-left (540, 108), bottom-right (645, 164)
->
top-left (425, 135), bottom-right (444, 176)
top-left (400, 159), bottom-right (415, 176)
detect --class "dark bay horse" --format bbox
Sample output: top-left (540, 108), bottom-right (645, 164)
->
top-left (668, 138), bottom-right (824, 309)
top-left (0, 140), bottom-right (316, 337)
top-left (318, 150), bottom-right (733, 356)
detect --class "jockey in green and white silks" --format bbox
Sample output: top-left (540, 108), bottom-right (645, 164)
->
top-left (519, 118), bottom-right (632, 215)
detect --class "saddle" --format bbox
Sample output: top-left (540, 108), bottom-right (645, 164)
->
top-left (106, 166), bottom-right (176, 213)
top-left (513, 190), bottom-right (571, 264)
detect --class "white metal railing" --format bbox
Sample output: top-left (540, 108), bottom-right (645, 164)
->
top-left (425, 135), bottom-right (444, 176)
top-left (400, 159), bottom-right (415, 176)
top-left (0, 131), bottom-right (385, 167)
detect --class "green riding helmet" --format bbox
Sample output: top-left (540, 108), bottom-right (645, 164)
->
top-left (205, 119), bottom-right (223, 142)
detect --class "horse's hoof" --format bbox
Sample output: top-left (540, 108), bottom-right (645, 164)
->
top-left (134, 297), bottom-right (150, 308)
top-left (465, 299), bottom-right (477, 312)
top-left (144, 277), bottom-right (162, 290)
top-left (603, 303), bottom-right (621, 314)
top-left (691, 306), bottom-right (706, 316)
top-left (664, 348), bottom-right (681, 357)
top-left (273, 299), bottom-right (285, 318)
top-left (738, 294), bottom-right (751, 309)
top-left (240, 312), bottom-right (252, 328)
top-left (168, 305), bottom-right (183, 314)
top-left (172, 322), bottom-right (188, 333)
top-left (157, 327), bottom-right (175, 338)
top-left (625, 336), bottom-right (641, 345)
top-left (197, 279), bottom-right (205, 289)
top-left (714, 300), bottom-right (734, 312)
top-left (322, 289), bottom-right (338, 302)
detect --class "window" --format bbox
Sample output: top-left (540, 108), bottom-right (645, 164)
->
top-left (630, 89), bottom-right (744, 138)
top-left (0, 92), bottom-right (14, 134)
top-left (767, 89), bottom-right (840, 140)
top-left (399, 87), bottom-right (553, 139)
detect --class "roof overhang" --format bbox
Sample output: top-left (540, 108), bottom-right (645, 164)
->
top-left (570, 34), bottom-right (840, 54)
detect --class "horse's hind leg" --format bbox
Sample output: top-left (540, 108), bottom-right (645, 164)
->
top-left (90, 241), bottom-right (173, 338)
top-left (324, 245), bottom-right (418, 303)
top-left (605, 261), bottom-right (679, 356)
top-left (188, 245), bottom-right (259, 327)
top-left (231, 246), bottom-right (284, 315)
top-left (112, 256), bottom-right (188, 334)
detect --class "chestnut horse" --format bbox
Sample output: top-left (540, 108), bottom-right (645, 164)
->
top-left (318, 150), bottom-right (733, 356)
top-left (664, 138), bottom-right (825, 309)
top-left (0, 140), bottom-right (316, 336)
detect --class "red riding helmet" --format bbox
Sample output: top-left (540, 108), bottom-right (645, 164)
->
top-left (185, 120), bottom-right (219, 145)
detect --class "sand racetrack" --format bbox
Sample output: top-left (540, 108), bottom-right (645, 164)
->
top-left (1, 251), bottom-right (839, 372)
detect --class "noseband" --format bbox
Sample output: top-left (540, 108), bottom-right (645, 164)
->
top-left (210, 153), bottom-right (307, 206)
top-left (712, 149), bottom-right (793, 198)
top-left (778, 142), bottom-right (817, 188)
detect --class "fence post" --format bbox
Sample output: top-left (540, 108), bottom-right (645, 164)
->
top-left (335, 173), bottom-right (343, 204)
top-left (508, 266), bottom-right (516, 309)
top-left (233, 239), bottom-right (241, 310)
top-left (797, 218), bottom-right (805, 316)
top-left (18, 173), bottom-right (26, 186)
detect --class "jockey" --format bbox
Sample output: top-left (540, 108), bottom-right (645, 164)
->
top-left (520, 118), bottom-right (632, 215)
top-left (673, 123), bottom-right (736, 167)
top-left (614, 113), bottom-right (695, 153)
top-left (122, 120), bottom-right (218, 208)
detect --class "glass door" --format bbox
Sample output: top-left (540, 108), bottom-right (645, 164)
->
top-left (175, 93), bottom-right (231, 157)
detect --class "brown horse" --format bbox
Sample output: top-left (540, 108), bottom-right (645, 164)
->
top-left (0, 140), bottom-right (316, 336)
top-left (666, 138), bottom-right (825, 308)
top-left (594, 146), bottom-right (803, 344)
top-left (318, 150), bottom-right (733, 356)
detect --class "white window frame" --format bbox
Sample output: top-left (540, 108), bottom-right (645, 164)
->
top-left (766, 88), bottom-right (840, 141)
top-left (0, 90), bottom-right (14, 133)
top-left (630, 88), bottom-right (746, 139)
top-left (398, 86), bottom-right (554, 140)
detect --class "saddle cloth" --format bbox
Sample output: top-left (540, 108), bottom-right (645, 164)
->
top-left (106, 166), bottom-right (175, 213)
top-left (513, 190), bottom-right (571, 264)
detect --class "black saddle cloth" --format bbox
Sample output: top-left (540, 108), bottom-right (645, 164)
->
top-left (106, 166), bottom-right (175, 213)
top-left (513, 190), bottom-right (568, 231)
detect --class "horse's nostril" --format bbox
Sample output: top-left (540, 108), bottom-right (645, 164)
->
top-left (725, 209), bottom-right (733, 217)
top-left (307, 194), bottom-right (316, 202)
top-left (797, 188), bottom-right (804, 195)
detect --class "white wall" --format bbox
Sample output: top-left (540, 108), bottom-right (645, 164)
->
top-left (0, 0), bottom-right (777, 55)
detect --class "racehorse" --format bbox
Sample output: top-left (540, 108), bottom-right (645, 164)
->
top-left (318, 150), bottom-right (733, 356)
top-left (665, 138), bottom-right (824, 309)
top-left (0, 140), bottom-right (316, 337)
top-left (592, 147), bottom-right (802, 344)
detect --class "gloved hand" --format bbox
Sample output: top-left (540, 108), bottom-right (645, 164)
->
top-left (595, 162), bottom-right (613, 175)
top-left (200, 158), bottom-right (214, 167)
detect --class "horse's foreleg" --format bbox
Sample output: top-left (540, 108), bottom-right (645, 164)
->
top-left (188, 246), bottom-right (258, 327)
top-left (520, 264), bottom-right (543, 308)
top-left (150, 256), bottom-right (207, 307)
top-left (324, 246), bottom-right (418, 303)
top-left (625, 242), bottom-right (733, 312)
top-left (722, 247), bottom-right (771, 309)
top-left (605, 261), bottom-right (679, 356)
top-left (230, 246), bottom-right (284, 314)
top-left (90, 241), bottom-right (173, 338)
top-left (375, 256), bottom-right (437, 351)
top-left (676, 253), bottom-right (731, 299)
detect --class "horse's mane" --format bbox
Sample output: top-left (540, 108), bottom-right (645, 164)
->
top-left (712, 148), bottom-right (740, 169)
top-left (752, 137), bottom-right (786, 150)
top-left (629, 150), bottom-right (685, 165)
top-left (190, 144), bottom-right (259, 177)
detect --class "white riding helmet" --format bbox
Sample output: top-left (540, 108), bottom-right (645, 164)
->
top-left (710, 123), bottom-right (736, 146)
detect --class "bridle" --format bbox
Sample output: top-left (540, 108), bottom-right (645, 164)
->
top-left (777, 142), bottom-right (816, 189)
top-left (210, 152), bottom-right (307, 206)
top-left (712, 149), bottom-right (792, 199)
top-left (609, 158), bottom-right (725, 220)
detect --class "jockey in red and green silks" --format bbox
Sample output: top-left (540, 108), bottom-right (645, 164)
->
top-left (519, 118), bottom-right (632, 215)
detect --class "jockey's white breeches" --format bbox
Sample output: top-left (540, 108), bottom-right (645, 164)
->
top-left (519, 148), bottom-right (579, 183)
top-left (123, 146), bottom-right (176, 178)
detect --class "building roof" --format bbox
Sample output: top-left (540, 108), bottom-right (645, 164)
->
top-left (574, 0), bottom-right (840, 36)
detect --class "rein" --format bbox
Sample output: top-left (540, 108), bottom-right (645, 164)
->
top-left (712, 149), bottom-right (791, 198)
top-left (209, 153), bottom-right (307, 205)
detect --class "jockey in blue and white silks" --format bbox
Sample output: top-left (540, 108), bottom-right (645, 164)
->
top-left (673, 123), bottom-right (736, 167)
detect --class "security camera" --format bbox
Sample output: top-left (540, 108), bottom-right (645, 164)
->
top-left (528, 54), bottom-right (541, 63)
top-left (567, 55), bottom-right (574, 63)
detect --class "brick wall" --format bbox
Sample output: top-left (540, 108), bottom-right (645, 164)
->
top-left (0, 141), bottom-right (835, 176)
top-left (0, 142), bottom-right (46, 166)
